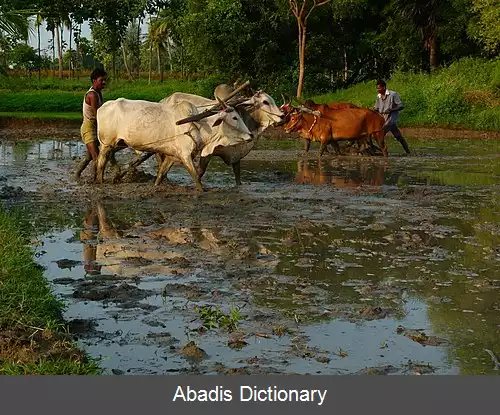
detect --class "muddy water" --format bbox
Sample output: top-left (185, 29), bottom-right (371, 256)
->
top-left (0, 133), bottom-right (499, 375)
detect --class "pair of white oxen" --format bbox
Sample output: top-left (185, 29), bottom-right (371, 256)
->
top-left (95, 89), bottom-right (285, 191)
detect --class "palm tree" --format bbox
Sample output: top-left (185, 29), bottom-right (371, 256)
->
top-left (35, 12), bottom-right (43, 81)
top-left (148, 16), bottom-right (170, 82)
top-left (394, 0), bottom-right (441, 71)
top-left (0, 10), bottom-right (31, 40)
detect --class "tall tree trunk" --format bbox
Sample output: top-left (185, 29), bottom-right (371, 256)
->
top-left (55, 23), bottom-right (63, 79)
top-left (157, 47), bottom-right (163, 82)
top-left (166, 40), bottom-right (173, 72)
top-left (429, 35), bottom-right (438, 71)
top-left (51, 30), bottom-right (55, 79)
top-left (296, 23), bottom-right (306, 98)
top-left (148, 17), bottom-right (152, 84)
top-left (69, 23), bottom-right (72, 78)
top-left (343, 47), bottom-right (348, 82)
top-left (37, 22), bottom-right (41, 82)
top-left (122, 43), bottom-right (134, 81)
top-left (137, 18), bottom-right (141, 78)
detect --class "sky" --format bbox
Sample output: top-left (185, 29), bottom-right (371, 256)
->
top-left (27, 20), bottom-right (149, 54)
top-left (27, 21), bottom-right (92, 54)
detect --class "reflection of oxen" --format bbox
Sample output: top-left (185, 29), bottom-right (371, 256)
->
top-left (79, 202), bottom-right (234, 277)
top-left (96, 96), bottom-right (254, 191)
top-left (295, 159), bottom-right (387, 188)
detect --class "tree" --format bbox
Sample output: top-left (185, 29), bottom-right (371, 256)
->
top-left (288, 0), bottom-right (332, 97)
top-left (0, 8), bottom-right (30, 40)
top-left (148, 15), bottom-right (171, 81)
top-left (10, 42), bottom-right (39, 73)
top-left (393, 0), bottom-right (442, 71)
top-left (471, 0), bottom-right (500, 54)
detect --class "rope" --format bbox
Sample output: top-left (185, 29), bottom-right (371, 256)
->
top-left (307, 115), bottom-right (318, 137)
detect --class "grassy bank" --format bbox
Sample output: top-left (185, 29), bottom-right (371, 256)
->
top-left (311, 58), bottom-right (500, 131)
top-left (0, 207), bottom-right (100, 375)
top-left (0, 58), bottom-right (499, 130)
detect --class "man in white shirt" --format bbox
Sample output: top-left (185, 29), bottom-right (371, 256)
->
top-left (373, 80), bottom-right (410, 154)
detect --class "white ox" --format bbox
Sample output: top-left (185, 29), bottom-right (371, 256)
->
top-left (158, 90), bottom-right (284, 185)
top-left (96, 97), bottom-right (253, 192)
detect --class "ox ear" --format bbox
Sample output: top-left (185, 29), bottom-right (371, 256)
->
top-left (212, 118), bottom-right (223, 127)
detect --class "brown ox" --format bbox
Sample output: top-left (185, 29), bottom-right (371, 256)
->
top-left (284, 108), bottom-right (388, 157)
top-left (303, 99), bottom-right (359, 111)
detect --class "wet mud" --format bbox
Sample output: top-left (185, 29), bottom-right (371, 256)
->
top-left (0, 126), bottom-right (499, 375)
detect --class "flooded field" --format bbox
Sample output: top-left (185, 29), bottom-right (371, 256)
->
top-left (0, 129), bottom-right (499, 375)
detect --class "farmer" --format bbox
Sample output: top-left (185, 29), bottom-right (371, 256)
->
top-left (74, 67), bottom-right (107, 181)
top-left (373, 79), bottom-right (411, 155)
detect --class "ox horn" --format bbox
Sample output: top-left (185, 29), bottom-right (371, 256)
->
top-left (176, 80), bottom-right (250, 125)
top-left (299, 106), bottom-right (322, 117)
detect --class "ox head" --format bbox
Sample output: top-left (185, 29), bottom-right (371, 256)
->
top-left (200, 106), bottom-right (254, 158)
top-left (283, 110), bottom-right (304, 133)
top-left (237, 90), bottom-right (285, 129)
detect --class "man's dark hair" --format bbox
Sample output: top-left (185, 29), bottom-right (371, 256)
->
top-left (376, 79), bottom-right (386, 87)
top-left (90, 68), bottom-right (107, 82)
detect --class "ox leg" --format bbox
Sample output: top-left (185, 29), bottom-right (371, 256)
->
top-left (197, 156), bottom-right (212, 180)
top-left (319, 142), bottom-right (327, 157)
top-left (180, 156), bottom-right (204, 192)
top-left (96, 145), bottom-right (112, 184)
top-left (331, 141), bottom-right (342, 155)
top-left (109, 151), bottom-right (122, 183)
top-left (232, 161), bottom-right (242, 186)
top-left (375, 132), bottom-right (388, 157)
top-left (155, 156), bottom-right (175, 186)
top-left (304, 139), bottom-right (311, 153)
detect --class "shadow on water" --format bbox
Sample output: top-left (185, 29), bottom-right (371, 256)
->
top-left (0, 137), bottom-right (499, 375)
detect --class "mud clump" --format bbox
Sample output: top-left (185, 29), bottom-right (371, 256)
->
top-left (68, 318), bottom-right (99, 335)
top-left (397, 326), bottom-right (449, 346)
top-left (72, 281), bottom-right (151, 305)
top-left (179, 341), bottom-right (208, 361)
top-left (0, 185), bottom-right (24, 199)
top-left (55, 259), bottom-right (81, 269)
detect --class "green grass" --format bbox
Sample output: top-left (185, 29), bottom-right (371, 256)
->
top-left (0, 207), bottom-right (101, 375)
top-left (309, 58), bottom-right (500, 131)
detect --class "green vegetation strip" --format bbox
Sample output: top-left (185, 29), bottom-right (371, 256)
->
top-left (0, 208), bottom-right (100, 375)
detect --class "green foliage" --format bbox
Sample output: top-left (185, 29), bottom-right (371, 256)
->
top-left (10, 43), bottom-right (39, 71)
top-left (470, 0), bottom-right (500, 54)
top-left (310, 57), bottom-right (500, 131)
top-left (195, 303), bottom-right (247, 332)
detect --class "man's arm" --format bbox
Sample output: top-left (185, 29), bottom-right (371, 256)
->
top-left (390, 92), bottom-right (405, 113)
top-left (85, 90), bottom-right (99, 114)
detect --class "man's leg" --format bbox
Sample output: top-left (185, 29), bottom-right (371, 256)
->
top-left (76, 120), bottom-right (100, 181)
top-left (386, 124), bottom-right (410, 154)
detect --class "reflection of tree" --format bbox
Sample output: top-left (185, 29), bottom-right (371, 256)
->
top-left (12, 141), bottom-right (30, 162)
top-left (423, 204), bottom-right (500, 374)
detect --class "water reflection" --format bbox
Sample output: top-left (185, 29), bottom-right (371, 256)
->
top-left (81, 202), bottom-right (121, 276)
top-left (295, 159), bottom-right (389, 187)
top-left (0, 139), bottom-right (84, 165)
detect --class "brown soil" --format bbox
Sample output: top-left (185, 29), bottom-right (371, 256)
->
top-left (1, 119), bottom-right (499, 141)
top-left (0, 326), bottom-right (87, 367)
